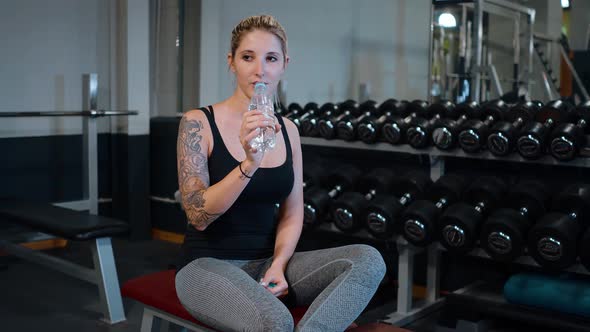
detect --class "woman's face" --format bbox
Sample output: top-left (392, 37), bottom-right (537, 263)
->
top-left (229, 29), bottom-right (288, 99)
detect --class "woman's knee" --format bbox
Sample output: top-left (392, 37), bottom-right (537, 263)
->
top-left (259, 306), bottom-right (294, 331)
top-left (348, 244), bottom-right (386, 280)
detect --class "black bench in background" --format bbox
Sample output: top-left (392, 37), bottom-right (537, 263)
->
top-left (0, 200), bottom-right (129, 324)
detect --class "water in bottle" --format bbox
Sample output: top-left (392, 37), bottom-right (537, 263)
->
top-left (249, 82), bottom-right (276, 152)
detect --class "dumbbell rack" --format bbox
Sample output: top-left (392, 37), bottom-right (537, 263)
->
top-left (300, 136), bottom-right (590, 326)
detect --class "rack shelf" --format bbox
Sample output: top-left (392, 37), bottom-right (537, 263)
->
top-left (301, 137), bottom-right (590, 168)
top-left (301, 135), bottom-right (590, 326)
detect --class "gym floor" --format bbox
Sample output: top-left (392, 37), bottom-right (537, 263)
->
top-left (0, 236), bottom-right (544, 332)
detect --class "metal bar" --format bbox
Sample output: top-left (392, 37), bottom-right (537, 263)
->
top-left (541, 71), bottom-right (555, 100)
top-left (0, 240), bottom-right (97, 283)
top-left (489, 64), bottom-right (504, 97)
top-left (528, 10), bottom-right (535, 95)
top-left (486, 0), bottom-right (535, 15)
top-left (83, 74), bottom-right (99, 216)
top-left (513, 13), bottom-right (520, 93)
top-left (426, 244), bottom-right (441, 303)
top-left (0, 110), bottom-right (138, 117)
top-left (481, 2), bottom-right (519, 19)
top-left (144, 307), bottom-right (217, 332)
top-left (533, 33), bottom-right (555, 42)
top-left (383, 299), bottom-right (445, 326)
top-left (473, 0), bottom-right (483, 102)
top-left (429, 156), bottom-right (444, 181)
top-left (91, 237), bottom-right (126, 324)
top-left (140, 309), bottom-right (155, 332)
top-left (396, 238), bottom-right (415, 314)
top-left (427, 2), bottom-right (434, 103)
top-left (559, 45), bottom-right (590, 101)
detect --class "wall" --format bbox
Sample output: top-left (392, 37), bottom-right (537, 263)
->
top-left (0, 0), bottom-right (152, 239)
top-left (198, 0), bottom-right (432, 107)
top-left (567, 0), bottom-right (590, 51)
top-left (0, 0), bottom-right (113, 137)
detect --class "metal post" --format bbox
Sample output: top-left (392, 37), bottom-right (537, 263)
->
top-left (473, 0), bottom-right (484, 102)
top-left (527, 10), bottom-right (535, 95)
top-left (91, 237), bottom-right (126, 324)
top-left (396, 238), bottom-right (414, 314)
top-left (426, 245), bottom-right (441, 303)
top-left (82, 73), bottom-right (99, 215)
top-left (427, 2), bottom-right (434, 103)
top-left (513, 13), bottom-right (521, 93)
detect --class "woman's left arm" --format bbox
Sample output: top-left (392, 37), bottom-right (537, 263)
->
top-left (271, 117), bottom-right (304, 271)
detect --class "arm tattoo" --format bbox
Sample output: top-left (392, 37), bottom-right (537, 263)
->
top-left (177, 116), bottom-right (221, 230)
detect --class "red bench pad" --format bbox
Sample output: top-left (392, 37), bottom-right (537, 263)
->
top-left (121, 270), bottom-right (308, 329)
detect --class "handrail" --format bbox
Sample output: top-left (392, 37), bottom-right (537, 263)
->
top-left (0, 110), bottom-right (138, 118)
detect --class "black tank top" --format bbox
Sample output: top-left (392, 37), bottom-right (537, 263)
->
top-left (180, 105), bottom-right (294, 268)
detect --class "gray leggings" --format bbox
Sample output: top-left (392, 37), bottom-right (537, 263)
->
top-left (175, 244), bottom-right (386, 332)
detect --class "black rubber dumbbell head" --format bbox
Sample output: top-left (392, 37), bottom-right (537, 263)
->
top-left (332, 168), bottom-right (395, 232)
top-left (303, 165), bottom-right (361, 227)
top-left (365, 171), bottom-right (431, 238)
top-left (480, 181), bottom-right (549, 262)
top-left (549, 101), bottom-right (590, 161)
top-left (300, 103), bottom-right (339, 137)
top-left (527, 184), bottom-right (590, 269)
top-left (439, 177), bottom-right (506, 253)
top-left (487, 101), bottom-right (538, 156)
top-left (481, 208), bottom-right (530, 262)
top-left (401, 175), bottom-right (465, 246)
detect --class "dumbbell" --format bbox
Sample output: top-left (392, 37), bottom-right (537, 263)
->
top-left (331, 168), bottom-right (396, 233)
top-left (406, 100), bottom-right (456, 149)
top-left (318, 101), bottom-right (360, 139)
top-left (290, 102), bottom-right (319, 128)
top-left (381, 100), bottom-right (429, 145)
top-left (303, 165), bottom-right (361, 228)
top-left (516, 99), bottom-right (574, 159)
top-left (580, 227), bottom-right (590, 271)
top-left (486, 101), bottom-right (542, 156)
top-left (283, 103), bottom-right (304, 120)
top-left (365, 171), bottom-right (432, 238)
top-left (438, 176), bottom-right (507, 254)
top-left (336, 100), bottom-right (380, 141)
top-left (549, 100), bottom-right (590, 161)
top-left (527, 184), bottom-right (590, 270)
top-left (400, 175), bottom-right (466, 247)
top-left (432, 101), bottom-right (482, 150)
top-left (302, 162), bottom-right (326, 192)
top-left (479, 180), bottom-right (550, 262)
top-left (458, 99), bottom-right (509, 153)
top-left (300, 102), bottom-right (341, 137)
top-left (357, 99), bottom-right (401, 144)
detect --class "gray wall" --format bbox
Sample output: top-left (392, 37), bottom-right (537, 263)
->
top-left (0, 0), bottom-right (150, 137)
top-left (0, 0), bottom-right (112, 137)
top-left (569, 0), bottom-right (590, 50)
top-left (198, 0), bottom-right (432, 107)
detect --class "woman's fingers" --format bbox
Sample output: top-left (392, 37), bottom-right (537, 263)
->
top-left (244, 119), bottom-right (275, 131)
top-left (243, 128), bottom-right (260, 146)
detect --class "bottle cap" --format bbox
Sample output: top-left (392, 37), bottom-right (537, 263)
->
top-left (254, 82), bottom-right (267, 93)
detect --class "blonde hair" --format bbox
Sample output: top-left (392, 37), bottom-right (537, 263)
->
top-left (230, 15), bottom-right (288, 64)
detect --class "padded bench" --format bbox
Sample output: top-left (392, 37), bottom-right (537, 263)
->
top-left (122, 270), bottom-right (308, 332)
top-left (122, 270), bottom-right (412, 332)
top-left (0, 200), bottom-right (129, 324)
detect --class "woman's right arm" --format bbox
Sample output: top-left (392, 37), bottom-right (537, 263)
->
top-left (176, 110), bottom-right (274, 231)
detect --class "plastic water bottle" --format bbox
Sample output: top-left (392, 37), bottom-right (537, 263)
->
top-left (248, 82), bottom-right (276, 152)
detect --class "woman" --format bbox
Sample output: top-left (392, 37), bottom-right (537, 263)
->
top-left (175, 14), bottom-right (386, 332)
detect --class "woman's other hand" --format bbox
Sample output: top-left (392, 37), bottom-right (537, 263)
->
top-left (259, 265), bottom-right (289, 298)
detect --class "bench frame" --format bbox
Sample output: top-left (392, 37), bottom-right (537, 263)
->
top-left (140, 305), bottom-right (216, 332)
top-left (0, 236), bottom-right (125, 324)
